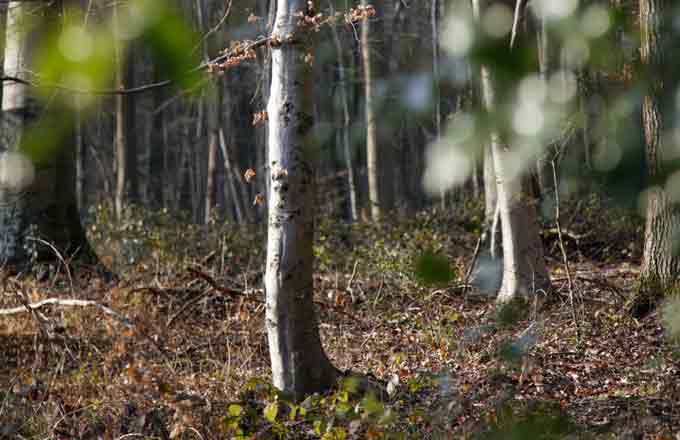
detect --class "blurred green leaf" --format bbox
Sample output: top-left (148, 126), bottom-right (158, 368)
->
top-left (35, 9), bottom-right (116, 106)
top-left (263, 402), bottom-right (278, 423)
top-left (414, 251), bottom-right (456, 286)
top-left (136, 0), bottom-right (204, 90)
top-left (228, 404), bottom-right (243, 417)
top-left (20, 112), bottom-right (73, 167)
top-left (362, 393), bottom-right (384, 417)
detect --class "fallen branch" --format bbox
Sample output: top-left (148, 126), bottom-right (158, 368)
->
top-left (0, 296), bottom-right (171, 359)
top-left (0, 298), bottom-right (133, 328)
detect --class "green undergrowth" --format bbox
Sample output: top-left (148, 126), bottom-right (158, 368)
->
top-left (86, 202), bottom-right (265, 275)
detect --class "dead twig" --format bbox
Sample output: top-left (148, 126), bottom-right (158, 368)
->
top-left (462, 234), bottom-right (482, 298)
top-left (0, 297), bottom-right (133, 326)
top-left (26, 236), bottom-right (74, 295)
top-left (552, 160), bottom-right (580, 344)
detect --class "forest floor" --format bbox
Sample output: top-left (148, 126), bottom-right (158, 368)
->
top-left (1, 195), bottom-right (679, 439)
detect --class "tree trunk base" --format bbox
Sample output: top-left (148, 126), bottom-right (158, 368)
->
top-left (627, 277), bottom-right (675, 318)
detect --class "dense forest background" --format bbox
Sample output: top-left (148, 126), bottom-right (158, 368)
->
top-left (3, 0), bottom-right (680, 438)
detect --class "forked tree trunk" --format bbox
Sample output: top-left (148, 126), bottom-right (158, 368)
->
top-left (361, 0), bottom-right (381, 220)
top-left (265, 0), bottom-right (337, 399)
top-left (472, 0), bottom-right (550, 302)
top-left (637, 0), bottom-right (680, 309)
top-left (0, 1), bottom-right (93, 268)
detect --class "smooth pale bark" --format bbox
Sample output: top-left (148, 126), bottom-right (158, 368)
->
top-left (265, 0), bottom-right (337, 399)
top-left (328, 0), bottom-right (358, 222)
top-left (472, 0), bottom-right (550, 302)
top-left (361, 0), bottom-right (381, 220)
top-left (483, 144), bottom-right (503, 259)
top-left (638, 0), bottom-right (680, 299)
top-left (0, 2), bottom-right (93, 267)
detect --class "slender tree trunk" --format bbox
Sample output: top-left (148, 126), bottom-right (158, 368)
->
top-left (265, 0), bottom-right (337, 399)
top-left (472, 0), bottom-right (550, 302)
top-left (205, 90), bottom-right (220, 224)
top-left (113, 7), bottom-right (137, 219)
top-left (218, 129), bottom-right (246, 224)
top-left (329, 0), bottom-right (358, 222)
top-left (361, 0), bottom-right (381, 220)
top-left (637, 0), bottom-right (680, 311)
top-left (432, 0), bottom-right (446, 209)
top-left (75, 102), bottom-right (85, 213)
top-left (150, 65), bottom-right (166, 209)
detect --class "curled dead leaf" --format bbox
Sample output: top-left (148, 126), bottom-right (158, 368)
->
top-left (252, 110), bottom-right (268, 126)
top-left (244, 168), bottom-right (257, 182)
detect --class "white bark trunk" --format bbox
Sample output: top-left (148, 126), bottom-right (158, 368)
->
top-left (361, 0), bottom-right (381, 220)
top-left (265, 0), bottom-right (337, 399)
top-left (3, 2), bottom-right (28, 114)
top-left (473, 0), bottom-right (550, 302)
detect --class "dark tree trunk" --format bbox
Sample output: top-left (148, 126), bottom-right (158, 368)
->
top-left (635, 0), bottom-right (680, 315)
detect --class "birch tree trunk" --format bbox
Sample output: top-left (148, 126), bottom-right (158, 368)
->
top-left (361, 0), bottom-right (381, 220)
top-left (265, 0), bottom-right (337, 399)
top-left (0, 1), bottom-right (93, 268)
top-left (636, 0), bottom-right (680, 314)
top-left (472, 0), bottom-right (550, 303)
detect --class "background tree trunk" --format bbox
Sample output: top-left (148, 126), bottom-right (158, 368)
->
top-left (150, 65), bottom-right (166, 209)
top-left (0, 1), bottom-right (93, 268)
top-left (329, 0), bottom-right (358, 222)
top-left (361, 0), bottom-right (381, 220)
top-left (472, 0), bottom-right (550, 303)
top-left (636, 0), bottom-right (680, 313)
top-left (264, 0), bottom-right (337, 400)
top-left (113, 7), bottom-right (137, 219)
top-left (535, 10), bottom-right (556, 218)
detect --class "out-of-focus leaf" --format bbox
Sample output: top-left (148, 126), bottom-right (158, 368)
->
top-left (228, 404), bottom-right (243, 417)
top-left (414, 251), bottom-right (456, 286)
top-left (34, 9), bottom-right (116, 107)
top-left (20, 112), bottom-right (74, 166)
top-left (263, 402), bottom-right (278, 423)
top-left (135, 0), bottom-right (204, 91)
